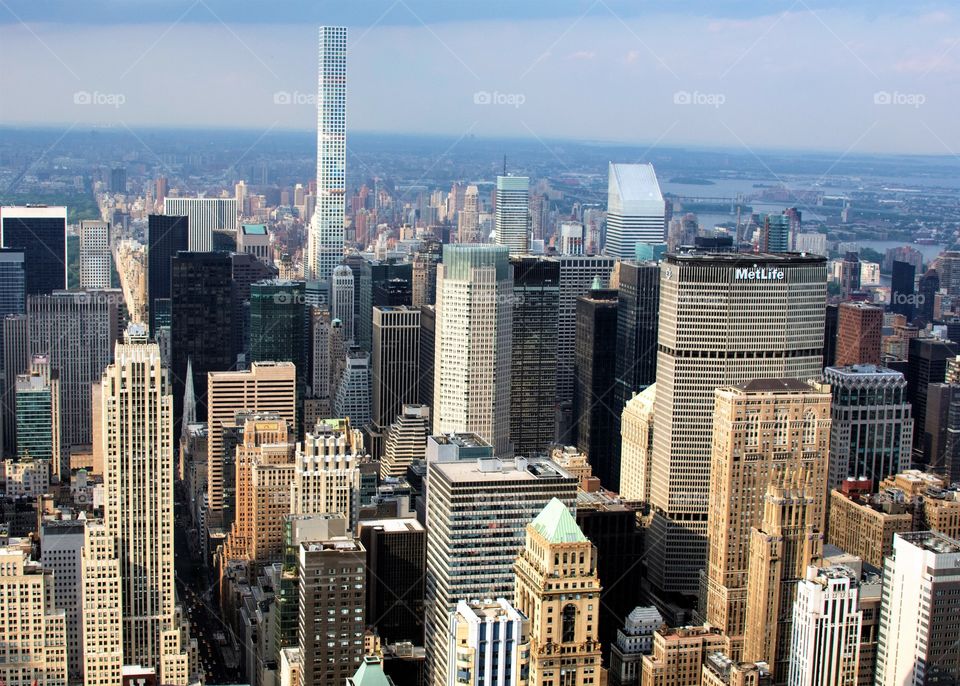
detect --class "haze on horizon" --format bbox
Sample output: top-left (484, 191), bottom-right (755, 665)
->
top-left (1, 0), bottom-right (958, 156)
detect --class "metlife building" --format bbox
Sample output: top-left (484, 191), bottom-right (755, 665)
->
top-left (645, 251), bottom-right (828, 596)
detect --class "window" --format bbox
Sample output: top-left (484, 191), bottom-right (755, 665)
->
top-left (562, 604), bottom-right (576, 643)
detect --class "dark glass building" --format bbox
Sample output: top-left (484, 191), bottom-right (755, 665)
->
top-left (357, 519), bottom-right (426, 646)
top-left (890, 260), bottom-right (917, 320)
top-left (373, 278), bottom-right (412, 307)
top-left (0, 206), bottom-right (66, 296)
top-left (230, 252), bottom-right (276, 362)
top-left (147, 214), bottom-right (189, 335)
top-left (171, 252), bottom-right (234, 431)
top-left (918, 269), bottom-right (940, 324)
top-left (615, 261), bottom-right (660, 415)
top-left (574, 287), bottom-right (620, 489)
top-left (418, 305), bottom-right (436, 412)
top-left (510, 256), bottom-right (560, 456)
top-left (250, 279), bottom-right (307, 424)
top-left (907, 336), bottom-right (959, 464)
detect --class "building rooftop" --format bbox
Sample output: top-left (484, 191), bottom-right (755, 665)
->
top-left (357, 518), bottom-right (424, 533)
top-left (898, 530), bottom-right (960, 555)
top-left (430, 457), bottom-right (575, 484)
top-left (736, 378), bottom-right (815, 393)
top-left (609, 163), bottom-right (663, 207)
top-left (530, 498), bottom-right (587, 544)
top-left (824, 364), bottom-right (904, 377)
top-left (241, 224), bottom-right (268, 235)
top-left (666, 251), bottom-right (826, 265)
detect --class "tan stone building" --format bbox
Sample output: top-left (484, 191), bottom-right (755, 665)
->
top-left (514, 498), bottom-right (602, 686)
top-left (640, 626), bottom-right (728, 686)
top-left (206, 361), bottom-right (297, 531)
top-left (743, 469), bottom-right (823, 682)
top-left (827, 482), bottom-right (916, 568)
top-left (620, 383), bottom-right (656, 503)
top-left (704, 380), bottom-right (830, 656)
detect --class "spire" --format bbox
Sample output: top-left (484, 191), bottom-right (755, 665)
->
top-left (181, 356), bottom-right (196, 436)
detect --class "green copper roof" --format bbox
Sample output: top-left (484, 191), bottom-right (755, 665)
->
top-left (531, 498), bottom-right (587, 544)
top-left (348, 657), bottom-right (394, 686)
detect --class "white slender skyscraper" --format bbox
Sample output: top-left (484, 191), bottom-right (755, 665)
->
top-left (306, 26), bottom-right (348, 284)
top-left (433, 245), bottom-right (513, 457)
top-left (605, 163), bottom-right (665, 259)
top-left (494, 175), bottom-right (529, 254)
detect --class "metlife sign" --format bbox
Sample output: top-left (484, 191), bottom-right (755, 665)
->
top-left (734, 265), bottom-right (785, 281)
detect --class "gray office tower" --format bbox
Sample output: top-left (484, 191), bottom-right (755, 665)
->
top-left (510, 256), bottom-right (560, 456)
top-left (28, 290), bottom-right (121, 477)
top-left (647, 252), bottom-right (827, 596)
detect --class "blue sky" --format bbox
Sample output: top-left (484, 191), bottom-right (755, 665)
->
top-left (1, 0), bottom-right (958, 155)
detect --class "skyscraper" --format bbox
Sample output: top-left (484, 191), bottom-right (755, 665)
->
top-left (907, 337), bottom-right (959, 463)
top-left (249, 279), bottom-right (307, 419)
top-left (510, 255), bottom-right (559, 455)
top-left (306, 26), bottom-right (348, 283)
top-left (419, 304), bottom-right (436, 410)
top-left (163, 197), bottom-right (238, 252)
top-left (99, 326), bottom-right (194, 684)
top-left (2, 313), bottom-right (29, 455)
top-left (704, 380), bottom-right (831, 656)
top-left (823, 365), bottom-right (913, 489)
top-left (494, 175), bottom-right (530, 254)
top-left (835, 302), bottom-right (882, 367)
top-left (874, 532), bottom-right (960, 686)
top-left (447, 600), bottom-right (530, 686)
top-left (29, 289), bottom-right (120, 477)
top-left (889, 260), bottom-right (916, 320)
top-left (380, 404), bottom-right (430, 479)
top-left (147, 214), bottom-right (189, 335)
top-left (604, 163), bottom-right (666, 260)
top-left (433, 245), bottom-right (513, 456)
top-left (761, 214), bottom-right (790, 253)
top-left (514, 498), bottom-right (602, 684)
top-left (358, 518), bottom-right (426, 646)
top-left (556, 256), bottom-right (616, 434)
top-left (648, 252), bottom-right (827, 596)
top-left (0, 248), bottom-right (24, 364)
top-left (620, 383), bottom-right (656, 503)
top-left (742, 469), bottom-right (824, 681)
top-left (297, 536), bottom-right (367, 686)
top-left (334, 350), bottom-right (372, 428)
top-left (0, 544), bottom-right (68, 686)
top-left (371, 306), bottom-right (420, 429)
top-left (79, 220), bottom-right (111, 289)
top-left (0, 205), bottom-right (67, 295)
top-left (290, 418), bottom-right (365, 527)
top-left (788, 565), bottom-right (864, 686)
top-left (424, 456), bottom-right (577, 686)
top-left (206, 362), bottom-right (297, 535)
top-left (574, 286), bottom-right (621, 489)
top-left (332, 264), bottom-right (356, 342)
top-left (615, 260), bottom-right (660, 414)
top-left (15, 365), bottom-right (56, 462)
top-left (171, 251), bottom-right (234, 433)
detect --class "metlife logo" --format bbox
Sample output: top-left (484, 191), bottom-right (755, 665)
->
top-left (734, 265), bottom-right (785, 281)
